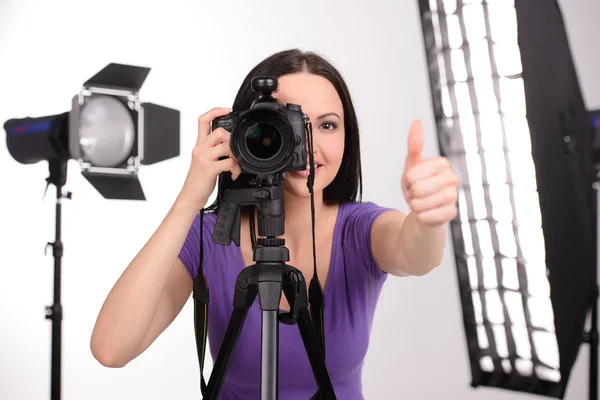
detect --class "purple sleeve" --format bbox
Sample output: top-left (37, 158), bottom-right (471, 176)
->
top-left (178, 212), bottom-right (214, 280)
top-left (342, 202), bottom-right (395, 280)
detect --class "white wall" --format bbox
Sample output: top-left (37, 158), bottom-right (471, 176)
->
top-left (0, 0), bottom-right (598, 399)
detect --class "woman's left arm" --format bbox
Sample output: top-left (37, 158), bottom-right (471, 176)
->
top-left (371, 120), bottom-right (459, 277)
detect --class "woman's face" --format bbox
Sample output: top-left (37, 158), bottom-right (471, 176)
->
top-left (273, 72), bottom-right (345, 200)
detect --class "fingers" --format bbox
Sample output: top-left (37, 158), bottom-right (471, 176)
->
top-left (193, 125), bottom-right (242, 180)
top-left (214, 157), bottom-right (242, 180)
top-left (408, 185), bottom-right (458, 213)
top-left (404, 157), bottom-right (451, 190)
top-left (406, 168), bottom-right (458, 199)
top-left (405, 120), bottom-right (424, 168)
top-left (197, 107), bottom-right (231, 144)
top-left (415, 203), bottom-right (458, 225)
top-left (208, 141), bottom-right (234, 160)
top-left (205, 128), bottom-right (231, 147)
top-left (401, 135), bottom-right (460, 226)
top-left (230, 161), bottom-right (242, 181)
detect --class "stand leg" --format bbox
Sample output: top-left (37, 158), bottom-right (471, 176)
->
top-left (280, 271), bottom-right (336, 399)
top-left (261, 310), bottom-right (279, 399)
top-left (591, 184), bottom-right (598, 400)
top-left (44, 160), bottom-right (69, 400)
top-left (203, 262), bottom-right (337, 400)
top-left (590, 285), bottom-right (598, 400)
top-left (258, 277), bottom-right (284, 400)
top-left (204, 268), bottom-right (258, 400)
top-left (295, 310), bottom-right (336, 398)
top-left (204, 308), bottom-right (253, 399)
top-left (47, 194), bottom-right (62, 400)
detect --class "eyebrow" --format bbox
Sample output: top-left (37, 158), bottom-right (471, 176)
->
top-left (317, 112), bottom-right (341, 120)
top-left (275, 99), bottom-right (341, 121)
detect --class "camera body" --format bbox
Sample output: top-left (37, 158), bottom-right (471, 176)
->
top-left (212, 77), bottom-right (308, 177)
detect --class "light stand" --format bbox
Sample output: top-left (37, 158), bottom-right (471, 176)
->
top-left (3, 62), bottom-right (180, 400)
top-left (588, 110), bottom-right (600, 400)
top-left (583, 282), bottom-right (598, 400)
top-left (586, 162), bottom-right (600, 400)
top-left (43, 159), bottom-right (71, 400)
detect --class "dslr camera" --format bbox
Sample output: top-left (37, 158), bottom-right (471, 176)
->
top-left (212, 76), bottom-right (309, 177)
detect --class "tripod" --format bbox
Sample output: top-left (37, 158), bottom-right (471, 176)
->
top-left (192, 177), bottom-right (337, 399)
top-left (43, 159), bottom-right (71, 400)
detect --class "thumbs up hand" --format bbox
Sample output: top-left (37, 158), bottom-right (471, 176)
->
top-left (401, 120), bottom-right (459, 227)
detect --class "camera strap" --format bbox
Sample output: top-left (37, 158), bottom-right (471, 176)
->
top-left (306, 119), bottom-right (327, 400)
top-left (192, 210), bottom-right (210, 396)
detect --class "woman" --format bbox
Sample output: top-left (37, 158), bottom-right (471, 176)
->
top-left (90, 49), bottom-right (459, 399)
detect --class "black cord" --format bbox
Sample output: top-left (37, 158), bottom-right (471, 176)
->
top-left (249, 207), bottom-right (257, 250)
top-left (306, 119), bottom-right (318, 280)
top-left (199, 209), bottom-right (204, 275)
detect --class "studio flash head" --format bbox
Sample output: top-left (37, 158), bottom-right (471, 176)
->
top-left (4, 63), bottom-right (181, 200)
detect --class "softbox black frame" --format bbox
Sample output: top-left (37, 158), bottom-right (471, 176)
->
top-left (417, 0), bottom-right (597, 398)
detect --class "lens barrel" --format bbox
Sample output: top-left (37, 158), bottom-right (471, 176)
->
top-left (230, 109), bottom-right (294, 176)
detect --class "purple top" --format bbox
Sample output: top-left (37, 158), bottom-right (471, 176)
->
top-left (179, 201), bottom-right (393, 399)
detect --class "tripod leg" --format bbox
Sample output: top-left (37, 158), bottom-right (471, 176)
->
top-left (296, 309), bottom-right (337, 400)
top-left (258, 280), bottom-right (284, 400)
top-left (261, 309), bottom-right (279, 399)
top-left (204, 285), bottom-right (258, 399)
top-left (280, 271), bottom-right (336, 399)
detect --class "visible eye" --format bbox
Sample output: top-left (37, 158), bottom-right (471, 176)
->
top-left (319, 121), bottom-right (338, 131)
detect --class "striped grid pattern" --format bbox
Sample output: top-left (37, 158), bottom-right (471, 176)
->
top-left (420, 0), bottom-right (561, 383)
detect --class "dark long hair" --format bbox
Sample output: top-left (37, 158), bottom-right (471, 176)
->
top-left (206, 48), bottom-right (362, 211)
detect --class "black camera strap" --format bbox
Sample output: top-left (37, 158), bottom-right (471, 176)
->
top-left (193, 209), bottom-right (210, 396)
top-left (305, 119), bottom-right (327, 400)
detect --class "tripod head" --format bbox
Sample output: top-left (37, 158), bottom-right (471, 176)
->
top-left (197, 167), bottom-right (336, 399)
top-left (211, 171), bottom-right (288, 249)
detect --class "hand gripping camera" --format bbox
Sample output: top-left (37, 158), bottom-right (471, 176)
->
top-left (212, 76), bottom-right (308, 177)
top-left (208, 76), bottom-right (315, 247)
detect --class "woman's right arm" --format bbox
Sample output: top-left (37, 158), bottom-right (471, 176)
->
top-left (90, 197), bottom-right (199, 368)
top-left (90, 107), bottom-right (242, 368)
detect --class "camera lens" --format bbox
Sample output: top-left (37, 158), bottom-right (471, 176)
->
top-left (245, 122), bottom-right (282, 160)
top-left (231, 108), bottom-right (296, 176)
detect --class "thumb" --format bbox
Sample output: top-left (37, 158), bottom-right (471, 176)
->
top-left (405, 120), bottom-right (424, 168)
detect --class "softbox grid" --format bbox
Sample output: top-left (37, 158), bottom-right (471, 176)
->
top-left (418, 0), bottom-right (563, 395)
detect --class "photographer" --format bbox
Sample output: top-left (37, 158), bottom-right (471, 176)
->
top-left (90, 48), bottom-right (459, 399)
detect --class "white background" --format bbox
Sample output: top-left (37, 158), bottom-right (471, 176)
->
top-left (1, 0), bottom-right (599, 399)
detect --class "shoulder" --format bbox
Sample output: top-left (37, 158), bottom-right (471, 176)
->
top-left (178, 210), bottom-right (219, 280)
top-left (338, 200), bottom-right (396, 227)
top-left (336, 200), bottom-right (398, 278)
top-left (187, 210), bottom-right (219, 250)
